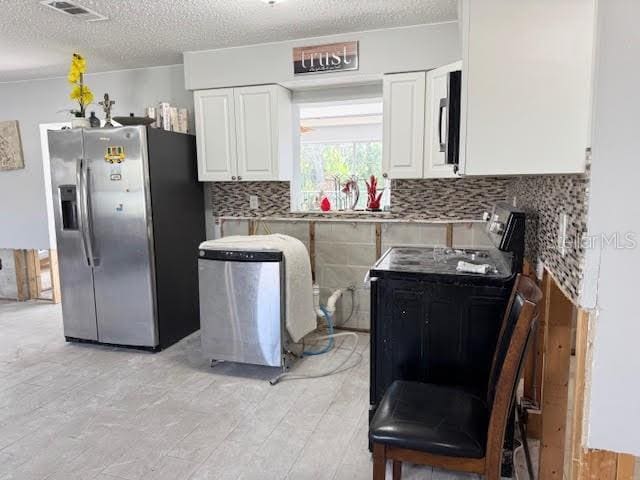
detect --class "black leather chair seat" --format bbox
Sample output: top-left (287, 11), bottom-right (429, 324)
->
top-left (369, 381), bottom-right (490, 459)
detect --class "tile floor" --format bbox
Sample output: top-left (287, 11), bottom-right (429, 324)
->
top-left (0, 300), bottom-right (512, 480)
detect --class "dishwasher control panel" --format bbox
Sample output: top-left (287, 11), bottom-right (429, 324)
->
top-left (198, 249), bottom-right (283, 263)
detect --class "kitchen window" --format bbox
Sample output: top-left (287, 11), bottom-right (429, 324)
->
top-left (292, 97), bottom-right (389, 212)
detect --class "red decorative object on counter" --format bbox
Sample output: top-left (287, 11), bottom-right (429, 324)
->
top-left (365, 175), bottom-right (383, 211)
top-left (320, 196), bottom-right (331, 212)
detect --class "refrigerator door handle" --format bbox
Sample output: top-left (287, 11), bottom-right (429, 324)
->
top-left (84, 164), bottom-right (98, 267)
top-left (77, 158), bottom-right (96, 267)
top-left (76, 158), bottom-right (90, 266)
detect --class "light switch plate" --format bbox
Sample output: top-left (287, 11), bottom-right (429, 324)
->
top-left (536, 259), bottom-right (544, 280)
top-left (249, 195), bottom-right (259, 210)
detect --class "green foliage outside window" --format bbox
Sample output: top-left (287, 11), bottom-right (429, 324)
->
top-left (299, 141), bottom-right (383, 210)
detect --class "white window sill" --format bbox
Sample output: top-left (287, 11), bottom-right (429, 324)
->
top-left (289, 209), bottom-right (391, 216)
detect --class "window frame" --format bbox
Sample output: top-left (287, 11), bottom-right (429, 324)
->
top-left (291, 92), bottom-right (386, 213)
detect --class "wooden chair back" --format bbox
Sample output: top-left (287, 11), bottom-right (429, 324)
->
top-left (484, 274), bottom-right (542, 477)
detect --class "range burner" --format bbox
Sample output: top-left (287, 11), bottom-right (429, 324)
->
top-left (398, 248), bottom-right (427, 256)
top-left (394, 259), bottom-right (421, 266)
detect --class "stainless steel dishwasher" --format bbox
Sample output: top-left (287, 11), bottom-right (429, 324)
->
top-left (198, 247), bottom-right (288, 367)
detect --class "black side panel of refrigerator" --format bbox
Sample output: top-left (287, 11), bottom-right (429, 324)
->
top-left (146, 128), bottom-right (205, 349)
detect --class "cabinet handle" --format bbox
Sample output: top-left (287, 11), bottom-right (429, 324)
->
top-left (237, 176), bottom-right (242, 181)
top-left (382, 173), bottom-right (388, 179)
top-left (231, 176), bottom-right (237, 181)
top-left (438, 98), bottom-right (447, 153)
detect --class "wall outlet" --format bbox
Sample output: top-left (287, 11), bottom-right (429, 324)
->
top-left (558, 212), bottom-right (569, 257)
top-left (249, 195), bottom-right (259, 210)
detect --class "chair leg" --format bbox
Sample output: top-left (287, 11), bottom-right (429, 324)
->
top-left (373, 443), bottom-right (386, 480)
top-left (392, 460), bottom-right (402, 480)
top-left (485, 459), bottom-right (501, 480)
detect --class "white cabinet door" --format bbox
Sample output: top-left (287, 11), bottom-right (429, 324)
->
top-left (425, 62), bottom-right (461, 178)
top-left (459, 0), bottom-right (594, 175)
top-left (234, 85), bottom-right (279, 181)
top-left (382, 72), bottom-right (426, 179)
top-left (194, 89), bottom-right (237, 181)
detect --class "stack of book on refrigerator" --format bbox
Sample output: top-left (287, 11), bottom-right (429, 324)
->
top-left (145, 103), bottom-right (189, 133)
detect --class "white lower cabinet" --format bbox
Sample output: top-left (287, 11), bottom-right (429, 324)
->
top-left (194, 85), bottom-right (292, 182)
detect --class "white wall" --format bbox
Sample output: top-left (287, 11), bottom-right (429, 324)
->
top-left (184, 22), bottom-right (461, 90)
top-left (582, 0), bottom-right (640, 456)
top-left (0, 64), bottom-right (193, 249)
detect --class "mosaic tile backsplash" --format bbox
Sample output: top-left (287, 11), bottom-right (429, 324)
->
top-left (208, 173), bottom-right (590, 303)
top-left (391, 178), bottom-right (511, 219)
top-left (508, 172), bottom-right (590, 302)
top-left (208, 177), bottom-right (511, 220)
top-left (210, 181), bottom-right (291, 218)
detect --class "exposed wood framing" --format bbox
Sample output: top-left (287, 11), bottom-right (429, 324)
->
top-left (615, 454), bottom-right (636, 480)
top-left (13, 250), bottom-right (29, 301)
top-left (445, 223), bottom-right (453, 247)
top-left (570, 309), bottom-right (636, 480)
top-left (575, 449), bottom-right (635, 480)
top-left (570, 309), bottom-right (590, 479)
top-left (49, 249), bottom-right (61, 304)
top-left (375, 224), bottom-right (382, 258)
top-left (25, 250), bottom-right (42, 299)
top-left (308, 221), bottom-right (316, 281)
top-left (538, 270), bottom-right (573, 480)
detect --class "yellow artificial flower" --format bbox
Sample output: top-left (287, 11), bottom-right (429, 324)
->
top-left (71, 53), bottom-right (86, 73)
top-left (70, 85), bottom-right (94, 106)
top-left (67, 65), bottom-right (81, 83)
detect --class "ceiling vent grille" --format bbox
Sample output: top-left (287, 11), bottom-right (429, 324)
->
top-left (40, 1), bottom-right (108, 22)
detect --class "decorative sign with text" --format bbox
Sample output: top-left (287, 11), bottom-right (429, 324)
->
top-left (293, 41), bottom-right (359, 75)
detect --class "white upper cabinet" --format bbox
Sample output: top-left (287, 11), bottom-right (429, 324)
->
top-left (194, 88), bottom-right (237, 181)
top-left (425, 61), bottom-right (462, 178)
top-left (234, 85), bottom-right (292, 181)
top-left (235, 86), bottom-right (275, 181)
top-left (458, 0), bottom-right (595, 175)
top-left (382, 72), bottom-right (426, 179)
top-left (194, 84), bottom-right (292, 182)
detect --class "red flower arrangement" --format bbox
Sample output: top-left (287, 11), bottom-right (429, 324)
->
top-left (365, 175), bottom-right (383, 211)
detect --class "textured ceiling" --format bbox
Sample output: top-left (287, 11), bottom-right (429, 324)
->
top-left (0, 0), bottom-right (457, 82)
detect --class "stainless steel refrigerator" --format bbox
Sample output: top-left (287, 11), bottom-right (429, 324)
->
top-left (48, 126), bottom-right (205, 350)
